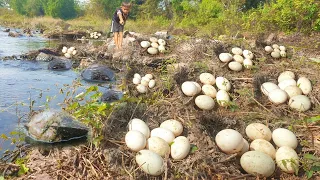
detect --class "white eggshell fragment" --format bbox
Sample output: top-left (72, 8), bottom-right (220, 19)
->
top-left (147, 47), bottom-right (158, 55)
top-left (202, 84), bottom-right (217, 98)
top-left (237, 138), bottom-right (249, 156)
top-left (219, 53), bottom-right (233, 62)
top-left (268, 89), bottom-right (288, 104)
top-left (271, 51), bottom-right (281, 58)
top-left (128, 118), bottom-right (150, 138)
top-left (145, 74), bottom-right (153, 79)
top-left (136, 150), bottom-right (164, 176)
top-left (147, 137), bottom-right (170, 157)
top-left (245, 123), bottom-right (272, 141)
top-left (233, 55), bottom-right (244, 63)
top-left (140, 41), bottom-right (151, 48)
top-left (261, 82), bottom-right (279, 96)
top-left (160, 119), bottom-right (183, 137)
top-left (297, 77), bottom-right (312, 95)
top-left (133, 77), bottom-right (141, 85)
top-left (276, 146), bottom-right (299, 174)
top-left (134, 73), bottom-right (141, 79)
top-left (243, 59), bottom-right (253, 69)
top-left (171, 136), bottom-right (190, 160)
top-left (137, 84), bottom-right (147, 93)
top-left (216, 77), bottom-right (231, 91)
top-left (216, 90), bottom-right (230, 107)
top-left (240, 151), bottom-right (275, 177)
top-left (228, 61), bottom-right (243, 71)
top-left (199, 73), bottom-right (215, 85)
top-left (125, 130), bottom-right (146, 151)
top-left (250, 139), bottom-right (276, 159)
top-left (181, 81), bottom-right (199, 96)
top-left (151, 128), bottom-right (175, 144)
top-left (149, 80), bottom-right (156, 88)
top-left (265, 46), bottom-right (273, 53)
top-left (288, 95), bottom-right (311, 112)
top-left (243, 50), bottom-right (254, 59)
top-left (272, 128), bottom-right (298, 149)
top-left (215, 129), bottom-right (244, 154)
top-left (195, 95), bottom-right (215, 110)
top-left (278, 71), bottom-right (295, 82)
top-left (284, 85), bottom-right (302, 98)
top-left (231, 47), bottom-right (243, 55)
top-left (278, 79), bottom-right (297, 90)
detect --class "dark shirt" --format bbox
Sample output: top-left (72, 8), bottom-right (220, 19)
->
top-left (112, 8), bottom-right (129, 23)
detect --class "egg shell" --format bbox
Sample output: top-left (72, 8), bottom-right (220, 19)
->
top-left (219, 53), bottom-right (233, 62)
top-left (275, 146), bottom-right (299, 174)
top-left (128, 118), bottom-right (150, 138)
top-left (72, 50), bottom-right (77, 55)
top-left (278, 79), bottom-right (297, 90)
top-left (288, 95), bottom-right (311, 112)
top-left (268, 89), bottom-right (288, 104)
top-left (64, 53), bottom-right (71, 59)
top-left (202, 84), bottom-right (217, 98)
top-left (151, 42), bottom-right (159, 48)
top-left (250, 139), bottom-right (276, 159)
top-left (136, 150), bottom-right (164, 176)
top-left (265, 46), bottom-right (273, 53)
top-left (150, 37), bottom-right (158, 43)
top-left (228, 61), bottom-right (243, 71)
top-left (151, 128), bottom-right (175, 144)
top-left (297, 77), bottom-right (312, 95)
top-left (158, 45), bottom-right (165, 53)
top-left (67, 48), bottom-right (73, 54)
top-left (274, 48), bottom-right (280, 53)
top-left (133, 77), bottom-right (141, 85)
top-left (233, 55), bottom-right (244, 63)
top-left (125, 130), bottom-right (146, 151)
top-left (181, 81), bottom-right (199, 96)
top-left (215, 129), bottom-right (244, 154)
top-left (134, 73), bottom-right (141, 79)
top-left (145, 74), bottom-right (153, 79)
top-left (158, 39), bottom-right (166, 45)
top-left (171, 136), bottom-right (190, 160)
top-left (199, 73), bottom-right (215, 85)
top-left (147, 47), bottom-right (158, 55)
top-left (195, 95), bottom-right (215, 110)
top-left (216, 90), bottom-right (230, 107)
top-left (160, 119), bottom-right (183, 137)
top-left (272, 44), bottom-right (280, 49)
top-left (193, 82), bottom-right (202, 94)
top-left (243, 50), bottom-right (254, 59)
top-left (278, 71), bottom-right (295, 82)
top-left (137, 84), bottom-right (147, 93)
top-left (69, 47), bottom-right (75, 51)
top-left (141, 41), bottom-right (151, 48)
top-left (240, 151), bottom-right (275, 177)
top-left (245, 123), bottom-right (272, 141)
top-left (142, 76), bottom-right (150, 82)
top-left (261, 82), bottom-right (279, 96)
top-left (272, 128), bottom-right (298, 149)
top-left (280, 51), bottom-right (286, 57)
top-left (279, 46), bottom-right (286, 51)
top-left (62, 47), bottom-right (67, 53)
top-left (237, 138), bottom-right (249, 156)
top-left (231, 47), bottom-right (243, 55)
top-left (147, 137), bottom-right (170, 157)
top-left (284, 85), bottom-right (302, 98)
top-left (271, 51), bottom-right (280, 58)
top-left (149, 80), bottom-right (156, 88)
top-left (216, 77), bottom-right (231, 91)
top-left (140, 79), bottom-right (149, 86)
top-left (243, 59), bottom-right (253, 69)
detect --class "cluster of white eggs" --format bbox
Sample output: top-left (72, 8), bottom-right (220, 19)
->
top-left (133, 73), bottom-right (156, 94)
top-left (216, 123), bottom-right (299, 177)
top-left (261, 71), bottom-right (312, 111)
top-left (219, 47), bottom-right (254, 71)
top-left (265, 44), bottom-right (287, 58)
top-left (61, 46), bottom-right (77, 59)
top-left (89, 31), bottom-right (102, 39)
top-left (125, 118), bottom-right (190, 176)
top-left (140, 37), bottom-right (166, 55)
top-left (181, 73), bottom-right (233, 110)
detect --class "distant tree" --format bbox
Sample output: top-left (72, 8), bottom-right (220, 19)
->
top-left (45, 0), bottom-right (77, 19)
top-left (10, 0), bottom-right (27, 14)
top-left (24, 0), bottom-right (46, 16)
top-left (0, 0), bottom-right (10, 7)
top-left (243, 0), bottom-right (267, 10)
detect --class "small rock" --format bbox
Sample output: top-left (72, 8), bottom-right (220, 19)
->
top-left (36, 52), bottom-right (53, 62)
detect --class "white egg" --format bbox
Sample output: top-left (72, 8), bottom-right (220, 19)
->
top-left (215, 129), bottom-right (244, 154)
top-left (231, 47), bottom-right (243, 55)
top-left (278, 71), bottom-right (295, 82)
top-left (219, 53), bottom-right (233, 62)
top-left (271, 51), bottom-right (281, 58)
top-left (278, 79), bottom-right (297, 90)
top-left (142, 76), bottom-right (150, 82)
top-left (151, 42), bottom-right (159, 48)
top-left (233, 55), bottom-right (244, 63)
top-left (149, 80), bottom-right (156, 88)
top-left (272, 128), bottom-right (298, 149)
top-left (215, 77), bottom-right (231, 91)
top-left (69, 47), bottom-right (75, 51)
top-left (133, 77), bottom-right (141, 85)
top-left (160, 119), bottom-right (183, 137)
top-left (265, 46), bottom-right (273, 53)
top-left (243, 50), bottom-right (254, 59)
top-left (151, 128), bottom-right (175, 144)
top-left (137, 84), bottom-right (147, 93)
top-left (275, 146), bottom-right (299, 174)
top-left (136, 150), bottom-right (164, 176)
top-left (240, 151), bottom-right (275, 177)
top-left (134, 73), bottom-right (141, 79)
top-left (237, 138), bottom-right (249, 156)
top-left (158, 45), bottom-right (166, 53)
top-left (245, 123), bottom-right (272, 141)
top-left (147, 47), bottom-right (158, 55)
top-left (297, 77), bottom-right (312, 94)
top-left (199, 73), bottom-right (215, 85)
top-left (140, 79), bottom-right (149, 86)
top-left (149, 37), bottom-right (158, 43)
top-left (279, 46), bottom-right (286, 51)
top-left (158, 39), bottom-right (166, 45)
top-left (171, 136), bottom-right (190, 160)
top-left (62, 47), bottom-right (67, 53)
top-left (273, 48), bottom-right (280, 53)
top-left (145, 74), bottom-right (153, 79)
top-left (72, 50), bottom-right (77, 55)
top-left (261, 82), bottom-right (279, 96)
top-left (272, 44), bottom-right (280, 49)
top-left (288, 95), bottom-right (311, 112)
top-left (125, 130), bottom-right (146, 151)
top-left (195, 95), bottom-right (215, 110)
top-left (284, 85), bottom-right (302, 98)
top-left (193, 82), bottom-right (202, 94)
top-left (202, 84), bottom-right (217, 98)
top-left (216, 90), bottom-right (230, 107)
top-left (181, 81), bottom-right (199, 96)
top-left (268, 89), bottom-right (288, 104)
top-left (64, 53), bottom-right (71, 59)
top-left (250, 139), bottom-right (276, 159)
top-left (147, 137), bottom-right (170, 157)
top-left (280, 51), bottom-right (286, 57)
top-left (140, 41), bottom-right (151, 48)
top-left (128, 118), bottom-right (150, 138)
top-left (228, 61), bottom-right (243, 71)
top-left (243, 59), bottom-right (253, 69)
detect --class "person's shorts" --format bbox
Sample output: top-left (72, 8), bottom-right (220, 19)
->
top-left (111, 20), bottom-right (124, 32)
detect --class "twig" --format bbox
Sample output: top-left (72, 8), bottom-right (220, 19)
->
top-left (229, 174), bottom-right (254, 180)
top-left (250, 97), bottom-right (278, 118)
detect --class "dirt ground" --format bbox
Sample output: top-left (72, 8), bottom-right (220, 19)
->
top-left (1, 31), bottom-right (320, 179)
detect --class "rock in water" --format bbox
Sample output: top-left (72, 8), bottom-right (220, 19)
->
top-left (36, 52), bottom-right (53, 62)
top-left (25, 110), bottom-right (89, 143)
top-left (81, 64), bottom-right (115, 82)
top-left (48, 57), bottom-right (72, 70)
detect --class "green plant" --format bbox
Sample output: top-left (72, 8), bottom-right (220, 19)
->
top-left (301, 153), bottom-right (320, 179)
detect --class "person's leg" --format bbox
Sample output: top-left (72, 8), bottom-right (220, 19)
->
top-left (118, 31), bottom-right (123, 50)
top-left (114, 32), bottom-right (119, 50)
